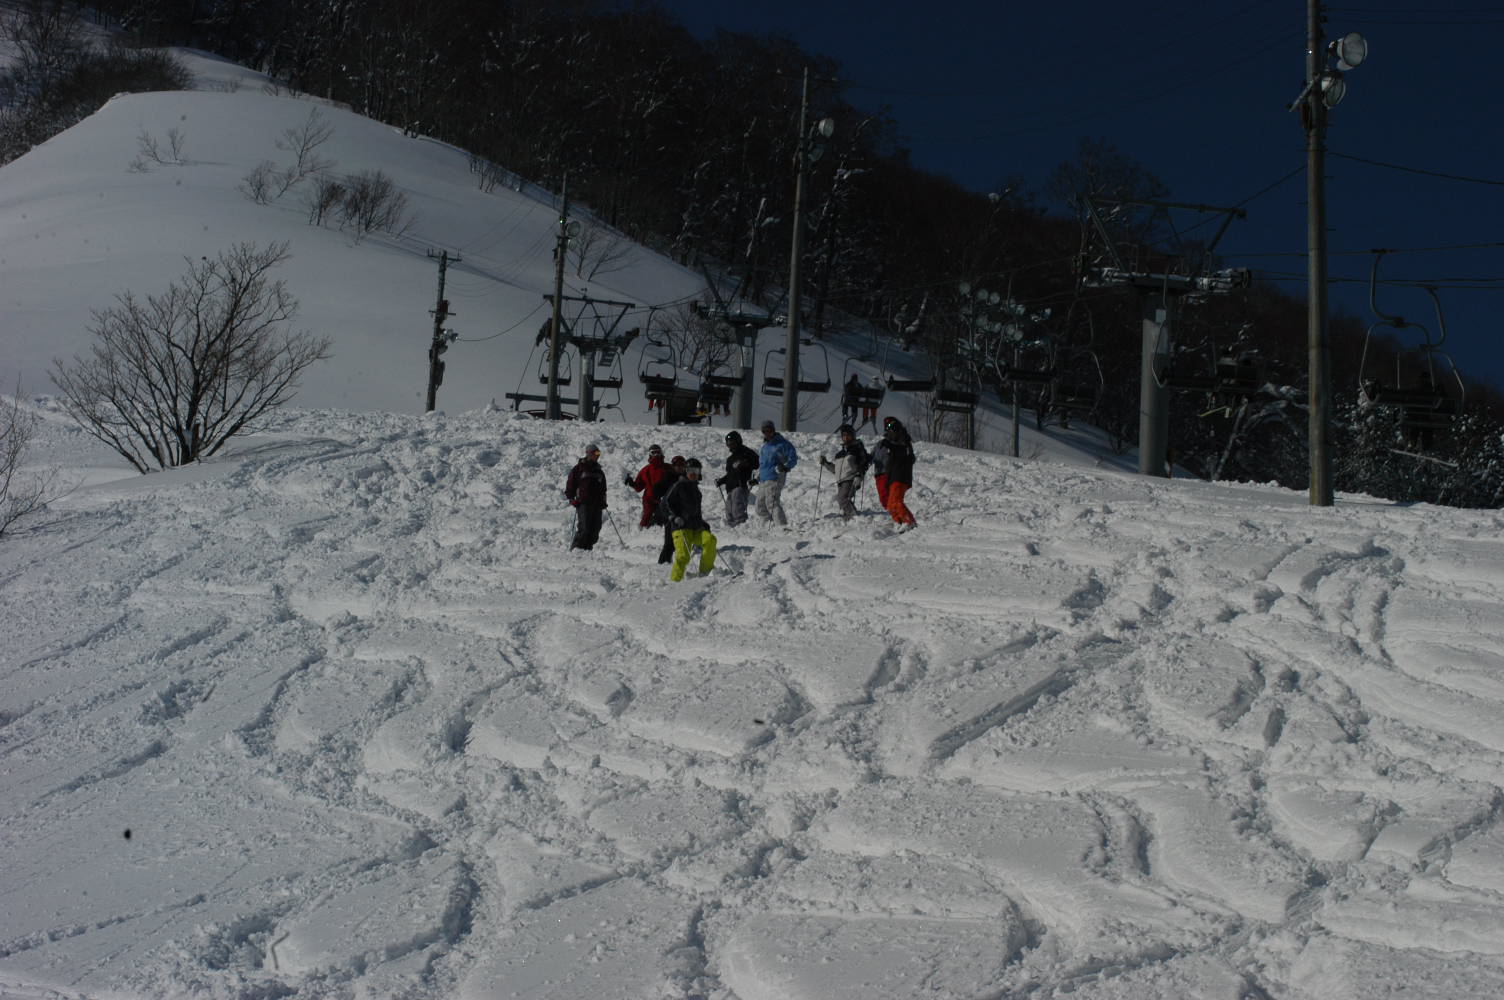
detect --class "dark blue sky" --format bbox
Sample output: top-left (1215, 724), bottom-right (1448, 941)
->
top-left (655, 0), bottom-right (1504, 389)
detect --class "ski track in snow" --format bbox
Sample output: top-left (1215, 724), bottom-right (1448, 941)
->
top-left (4, 409), bottom-right (1504, 999)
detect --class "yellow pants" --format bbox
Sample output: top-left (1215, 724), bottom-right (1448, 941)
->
top-left (670, 528), bottom-right (717, 581)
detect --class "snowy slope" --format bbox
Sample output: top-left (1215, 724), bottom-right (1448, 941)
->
top-left (5, 46), bottom-right (1504, 1000)
top-left (5, 404), bottom-right (1504, 999)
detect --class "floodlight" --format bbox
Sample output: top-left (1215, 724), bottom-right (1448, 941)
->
top-left (1332, 32), bottom-right (1367, 70)
top-left (1320, 72), bottom-right (1347, 108)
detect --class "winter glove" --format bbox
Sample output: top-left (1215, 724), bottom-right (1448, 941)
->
top-left (568, 498), bottom-right (579, 507)
top-left (623, 474), bottom-right (634, 486)
top-left (714, 476), bottom-right (727, 487)
top-left (820, 456), bottom-right (834, 471)
top-left (776, 462), bottom-right (788, 475)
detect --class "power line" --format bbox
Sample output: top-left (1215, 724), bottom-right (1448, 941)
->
top-left (1228, 240), bottom-right (1504, 258)
top-left (1329, 151), bottom-right (1504, 188)
top-left (456, 301), bottom-right (547, 343)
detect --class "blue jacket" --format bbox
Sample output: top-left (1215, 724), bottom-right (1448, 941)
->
top-left (758, 433), bottom-right (798, 482)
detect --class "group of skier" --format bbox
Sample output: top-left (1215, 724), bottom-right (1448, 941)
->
top-left (563, 415), bottom-right (918, 581)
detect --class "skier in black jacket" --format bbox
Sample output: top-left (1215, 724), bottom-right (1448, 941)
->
top-left (715, 430), bottom-right (759, 526)
top-left (659, 457), bottom-right (717, 581)
top-left (564, 444), bottom-right (608, 550)
top-left (657, 455), bottom-right (687, 563)
top-left (870, 416), bottom-right (917, 530)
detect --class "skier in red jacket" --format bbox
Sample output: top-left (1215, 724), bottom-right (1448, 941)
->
top-left (624, 444), bottom-right (675, 528)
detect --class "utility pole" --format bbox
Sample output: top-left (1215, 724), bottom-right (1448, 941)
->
top-left (425, 249), bottom-right (459, 412)
top-left (545, 174), bottom-right (570, 421)
top-left (1304, 0), bottom-right (1334, 506)
top-left (781, 67), bottom-right (811, 433)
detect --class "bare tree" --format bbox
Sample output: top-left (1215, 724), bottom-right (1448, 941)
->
top-left (570, 218), bottom-right (633, 281)
top-left (272, 106), bottom-right (334, 197)
top-left (0, 0), bottom-right (88, 107)
top-left (305, 174), bottom-right (345, 225)
top-left (336, 169), bottom-right (414, 242)
top-left (51, 243), bottom-right (332, 473)
top-left (1, 388), bottom-right (70, 538)
top-left (129, 126), bottom-right (188, 170)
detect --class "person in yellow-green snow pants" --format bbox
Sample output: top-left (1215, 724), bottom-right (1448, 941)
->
top-left (658, 457), bottom-right (718, 581)
top-left (670, 527), bottom-right (717, 581)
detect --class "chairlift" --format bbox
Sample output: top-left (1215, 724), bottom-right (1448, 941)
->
top-left (992, 337), bottom-right (1056, 390)
top-left (638, 333), bottom-right (679, 404)
top-left (839, 356), bottom-right (885, 413)
top-left (504, 341), bottom-right (578, 416)
top-left (1162, 344), bottom-right (1220, 392)
top-left (536, 343), bottom-right (573, 386)
top-left (866, 336), bottom-right (934, 394)
top-left (591, 344), bottom-right (624, 390)
top-left (703, 358), bottom-right (745, 388)
top-left (931, 366), bottom-right (981, 415)
top-left (695, 375), bottom-right (734, 416)
top-left (1358, 254), bottom-right (1466, 438)
top-left (761, 339), bottom-right (833, 396)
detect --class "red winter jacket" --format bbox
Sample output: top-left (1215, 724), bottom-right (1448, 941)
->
top-left (629, 456), bottom-right (675, 526)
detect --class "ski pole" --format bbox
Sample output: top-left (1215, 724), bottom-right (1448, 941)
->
top-left (811, 463), bottom-right (824, 522)
top-left (605, 508), bottom-right (626, 546)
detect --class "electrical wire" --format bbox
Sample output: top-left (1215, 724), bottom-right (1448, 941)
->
top-left (456, 301), bottom-right (547, 342)
top-left (1328, 151), bottom-right (1504, 188)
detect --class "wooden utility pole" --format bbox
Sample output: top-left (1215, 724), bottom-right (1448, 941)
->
top-left (545, 175), bottom-right (570, 420)
top-left (781, 68), bottom-right (811, 433)
top-left (425, 249), bottom-right (458, 412)
top-left (1305, 0), bottom-right (1334, 505)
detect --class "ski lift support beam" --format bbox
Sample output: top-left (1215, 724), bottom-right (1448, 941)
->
top-left (543, 292), bottom-right (639, 421)
top-left (693, 277), bottom-right (780, 430)
top-left (1084, 194), bottom-right (1248, 479)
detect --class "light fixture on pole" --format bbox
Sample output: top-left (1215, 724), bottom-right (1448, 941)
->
top-left (1293, 2), bottom-right (1367, 507)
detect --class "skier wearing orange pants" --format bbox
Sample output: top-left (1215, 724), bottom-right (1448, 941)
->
top-left (870, 416), bottom-right (918, 531)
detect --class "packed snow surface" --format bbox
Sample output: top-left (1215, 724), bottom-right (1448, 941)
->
top-left (4, 405), bottom-right (1504, 999)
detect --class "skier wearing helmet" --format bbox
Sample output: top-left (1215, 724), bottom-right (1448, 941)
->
top-left (625, 444), bottom-right (674, 529)
top-left (870, 416), bottom-right (917, 531)
top-left (819, 423), bottom-right (870, 521)
top-left (715, 430), bottom-right (759, 526)
top-left (658, 457), bottom-right (717, 581)
top-left (656, 455), bottom-right (688, 564)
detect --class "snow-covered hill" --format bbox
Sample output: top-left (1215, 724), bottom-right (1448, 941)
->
top-left (6, 403), bottom-right (1504, 999)
top-left (5, 48), bottom-right (1504, 1000)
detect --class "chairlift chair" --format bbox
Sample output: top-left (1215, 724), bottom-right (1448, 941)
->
top-left (1211, 349), bottom-right (1265, 402)
top-left (638, 334), bottom-right (679, 404)
top-left (591, 345), bottom-right (624, 390)
top-left (761, 340), bottom-right (833, 396)
top-left (536, 345), bottom-right (573, 386)
top-left (839, 357), bottom-right (885, 411)
top-left (1358, 254), bottom-right (1466, 438)
top-left (931, 367), bottom-right (981, 415)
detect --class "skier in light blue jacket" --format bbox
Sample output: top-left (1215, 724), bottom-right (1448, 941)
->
top-left (755, 420), bottom-right (798, 526)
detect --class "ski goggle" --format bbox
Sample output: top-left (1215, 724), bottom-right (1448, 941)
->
top-left (685, 468), bottom-right (702, 478)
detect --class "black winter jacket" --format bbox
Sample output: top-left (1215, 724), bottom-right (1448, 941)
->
top-left (659, 477), bottom-right (710, 531)
top-left (870, 432), bottom-right (915, 485)
top-left (718, 444), bottom-right (760, 490)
